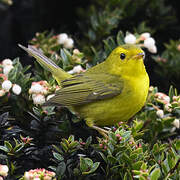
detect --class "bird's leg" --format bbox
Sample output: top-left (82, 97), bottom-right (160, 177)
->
top-left (92, 125), bottom-right (109, 138)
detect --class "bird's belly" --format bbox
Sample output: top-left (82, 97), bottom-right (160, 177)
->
top-left (74, 76), bottom-right (149, 127)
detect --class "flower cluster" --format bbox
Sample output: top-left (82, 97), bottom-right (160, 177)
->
top-left (152, 90), bottom-right (180, 129)
top-left (22, 168), bottom-right (56, 180)
top-left (57, 33), bottom-right (74, 49)
top-left (29, 81), bottom-right (58, 105)
top-left (0, 164), bottom-right (9, 178)
top-left (124, 32), bottom-right (157, 53)
top-left (0, 59), bottom-right (22, 97)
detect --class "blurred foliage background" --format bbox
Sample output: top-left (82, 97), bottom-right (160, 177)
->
top-left (0, 0), bottom-right (180, 91)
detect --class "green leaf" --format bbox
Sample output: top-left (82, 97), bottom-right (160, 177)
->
top-left (116, 31), bottom-right (125, 45)
top-left (107, 155), bottom-right (117, 164)
top-left (99, 152), bottom-right (107, 163)
top-left (60, 142), bottom-right (68, 153)
top-left (167, 154), bottom-right (175, 169)
top-left (168, 86), bottom-right (174, 102)
top-left (80, 157), bottom-right (93, 173)
top-left (82, 162), bottom-right (100, 175)
top-left (0, 154), bottom-right (8, 159)
top-left (56, 161), bottom-right (66, 177)
top-left (150, 168), bottom-right (161, 180)
top-left (132, 161), bottom-right (144, 170)
top-left (85, 136), bottom-right (92, 146)
top-left (53, 152), bottom-right (64, 161)
top-left (60, 49), bottom-right (69, 67)
top-left (68, 135), bottom-right (74, 142)
top-left (4, 141), bottom-right (13, 151)
top-left (69, 141), bottom-right (79, 149)
top-left (175, 140), bottom-right (180, 150)
top-left (0, 146), bottom-right (9, 152)
top-left (14, 143), bottom-right (24, 153)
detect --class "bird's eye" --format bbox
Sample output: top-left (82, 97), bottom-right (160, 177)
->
top-left (120, 53), bottom-right (126, 60)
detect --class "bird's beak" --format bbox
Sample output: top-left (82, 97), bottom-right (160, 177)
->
top-left (136, 52), bottom-right (145, 60)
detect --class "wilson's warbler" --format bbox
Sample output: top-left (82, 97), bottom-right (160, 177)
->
top-left (19, 44), bottom-right (149, 136)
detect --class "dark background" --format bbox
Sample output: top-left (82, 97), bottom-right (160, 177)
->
top-left (0, 0), bottom-right (180, 91)
top-left (0, 0), bottom-right (180, 59)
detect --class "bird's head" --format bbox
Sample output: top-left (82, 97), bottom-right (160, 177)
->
top-left (106, 44), bottom-right (146, 77)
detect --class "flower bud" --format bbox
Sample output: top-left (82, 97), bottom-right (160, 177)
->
top-left (140, 32), bottom-right (150, 40)
top-left (30, 83), bottom-right (44, 94)
top-left (0, 164), bottom-right (9, 177)
top-left (64, 38), bottom-right (74, 49)
top-left (148, 45), bottom-right (157, 53)
top-left (3, 65), bottom-right (14, 75)
top-left (0, 89), bottom-right (6, 97)
top-left (68, 65), bottom-right (84, 74)
top-left (124, 34), bottom-right (136, 44)
top-left (57, 33), bottom-right (68, 44)
top-left (2, 59), bottom-right (13, 67)
top-left (2, 80), bottom-right (12, 91)
top-left (156, 109), bottom-right (164, 118)
top-left (12, 84), bottom-right (22, 95)
top-left (172, 119), bottom-right (180, 129)
top-left (73, 49), bottom-right (80, 55)
top-left (144, 37), bottom-right (155, 48)
top-left (32, 94), bottom-right (45, 105)
top-left (149, 86), bottom-right (154, 92)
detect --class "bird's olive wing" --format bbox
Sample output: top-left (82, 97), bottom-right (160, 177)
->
top-left (44, 73), bottom-right (124, 106)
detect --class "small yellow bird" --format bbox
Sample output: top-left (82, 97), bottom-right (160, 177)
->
top-left (19, 44), bottom-right (149, 135)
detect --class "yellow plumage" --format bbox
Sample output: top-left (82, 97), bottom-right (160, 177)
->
top-left (19, 44), bottom-right (149, 135)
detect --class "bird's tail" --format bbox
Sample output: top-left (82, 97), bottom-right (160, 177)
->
top-left (18, 44), bottom-right (72, 84)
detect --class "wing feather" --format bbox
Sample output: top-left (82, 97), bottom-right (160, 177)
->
top-left (44, 73), bottom-right (123, 106)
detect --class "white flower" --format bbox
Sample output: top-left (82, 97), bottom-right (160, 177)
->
top-left (172, 119), bottom-right (180, 129)
top-left (144, 37), bottom-right (155, 48)
top-left (2, 59), bottom-right (13, 67)
top-left (2, 80), bottom-right (12, 91)
top-left (68, 65), bottom-right (84, 74)
top-left (3, 65), bottom-right (14, 75)
top-left (29, 83), bottom-right (44, 94)
top-left (148, 45), bottom-right (157, 53)
top-left (46, 94), bottom-right (55, 101)
top-left (57, 33), bottom-right (68, 44)
top-left (0, 164), bottom-right (9, 177)
top-left (156, 109), bottom-right (164, 118)
top-left (124, 34), bottom-right (136, 44)
top-left (0, 89), bottom-right (6, 97)
top-left (73, 49), bottom-right (80, 55)
top-left (12, 84), bottom-right (22, 95)
top-left (140, 32), bottom-right (150, 40)
top-left (32, 94), bottom-right (45, 105)
top-left (64, 38), bottom-right (74, 49)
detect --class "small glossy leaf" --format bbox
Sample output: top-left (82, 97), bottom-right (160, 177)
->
top-left (82, 162), bottom-right (100, 175)
top-left (80, 157), bottom-right (93, 173)
top-left (132, 161), bottom-right (143, 170)
top-left (150, 168), bottom-right (161, 180)
top-left (53, 152), bottom-right (64, 161)
top-left (0, 146), bottom-right (9, 152)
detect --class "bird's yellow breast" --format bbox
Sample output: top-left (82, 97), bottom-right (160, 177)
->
top-left (74, 73), bottom-right (149, 127)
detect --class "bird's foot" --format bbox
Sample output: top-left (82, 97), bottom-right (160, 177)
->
top-left (92, 125), bottom-right (110, 139)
